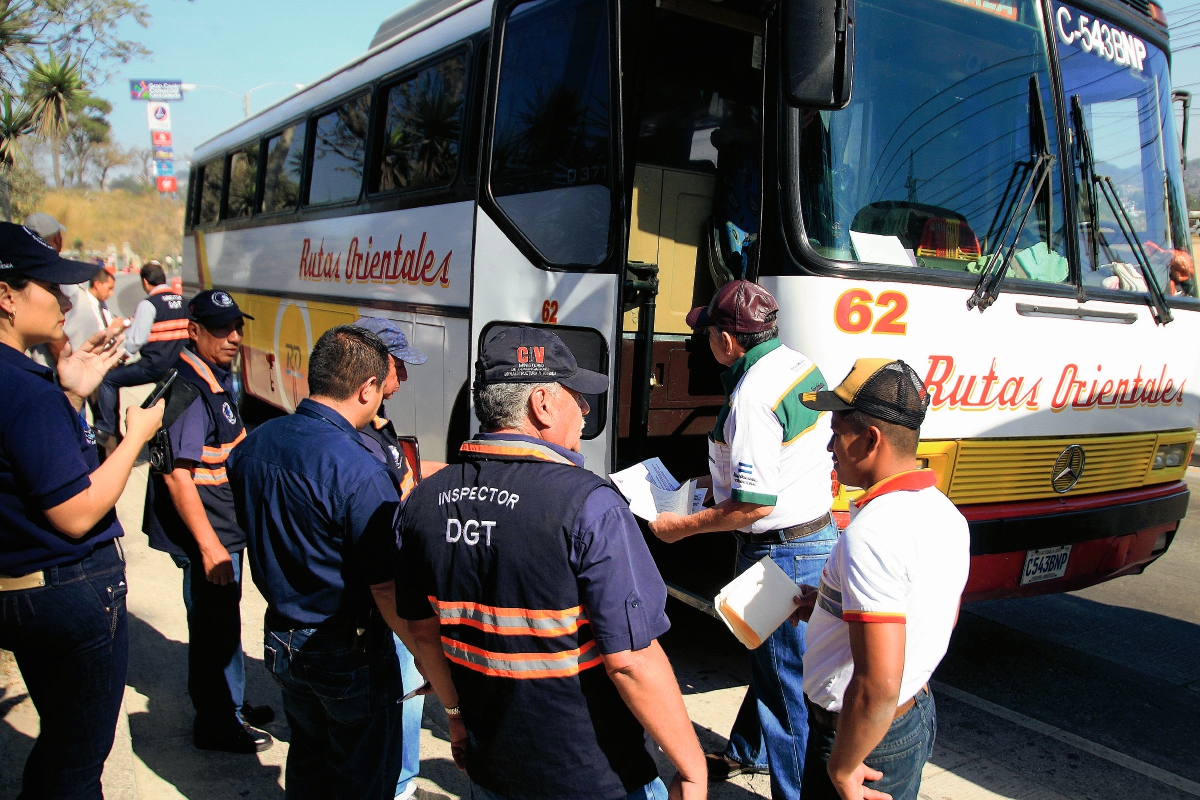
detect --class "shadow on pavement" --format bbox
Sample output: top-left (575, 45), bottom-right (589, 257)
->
top-left (936, 605), bottom-right (1200, 789)
top-left (124, 613), bottom-right (286, 798)
top-left (659, 598), bottom-right (751, 695)
top-left (0, 682), bottom-right (33, 798)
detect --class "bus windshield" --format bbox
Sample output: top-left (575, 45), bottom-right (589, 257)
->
top-left (1056, 2), bottom-right (1197, 298)
top-left (797, 0), bottom-right (1070, 284)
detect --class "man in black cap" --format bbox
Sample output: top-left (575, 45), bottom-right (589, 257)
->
top-left (395, 325), bottom-right (708, 800)
top-left (792, 359), bottom-right (967, 800)
top-left (143, 289), bottom-right (275, 753)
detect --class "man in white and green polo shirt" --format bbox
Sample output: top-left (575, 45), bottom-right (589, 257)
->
top-left (650, 279), bottom-right (835, 800)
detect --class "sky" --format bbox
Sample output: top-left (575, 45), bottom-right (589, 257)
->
top-left (92, 0), bottom-right (414, 176)
top-left (89, 0), bottom-right (1200, 176)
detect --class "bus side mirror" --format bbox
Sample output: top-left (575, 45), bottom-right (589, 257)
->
top-left (1173, 90), bottom-right (1190, 171)
top-left (782, 0), bottom-right (854, 110)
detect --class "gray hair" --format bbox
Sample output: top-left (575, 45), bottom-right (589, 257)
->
top-left (475, 381), bottom-right (561, 431)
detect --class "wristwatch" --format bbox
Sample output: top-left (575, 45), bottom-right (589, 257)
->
top-left (444, 705), bottom-right (462, 717)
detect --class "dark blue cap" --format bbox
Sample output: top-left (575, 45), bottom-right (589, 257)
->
top-left (475, 326), bottom-right (608, 394)
top-left (0, 222), bottom-right (97, 284)
top-left (189, 290), bottom-right (253, 327)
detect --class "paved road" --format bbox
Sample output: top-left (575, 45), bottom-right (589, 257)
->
top-left (3, 441), bottom-right (1198, 798)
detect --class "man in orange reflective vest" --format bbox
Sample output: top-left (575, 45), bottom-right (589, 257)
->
top-left (396, 326), bottom-right (707, 800)
top-left (96, 261), bottom-right (188, 440)
top-left (143, 290), bottom-right (275, 754)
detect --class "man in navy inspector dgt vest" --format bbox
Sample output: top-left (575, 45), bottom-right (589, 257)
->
top-left (395, 326), bottom-right (707, 800)
top-left (143, 290), bottom-right (275, 754)
top-left (97, 261), bottom-right (188, 442)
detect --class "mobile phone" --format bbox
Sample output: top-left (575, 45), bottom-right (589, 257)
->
top-left (142, 369), bottom-right (178, 408)
top-left (398, 681), bottom-right (431, 703)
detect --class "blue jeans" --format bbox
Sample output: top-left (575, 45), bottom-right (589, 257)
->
top-left (173, 550), bottom-right (246, 733)
top-left (726, 522), bottom-right (838, 800)
top-left (97, 360), bottom-right (162, 435)
top-left (0, 541), bottom-right (129, 800)
top-left (393, 632), bottom-right (424, 797)
top-left (800, 689), bottom-right (936, 800)
top-left (470, 776), bottom-right (669, 800)
top-left (265, 618), bottom-right (404, 800)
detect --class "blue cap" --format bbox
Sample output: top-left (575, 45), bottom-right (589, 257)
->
top-left (190, 290), bottom-right (254, 327)
top-left (0, 222), bottom-right (96, 284)
top-left (353, 317), bottom-right (427, 365)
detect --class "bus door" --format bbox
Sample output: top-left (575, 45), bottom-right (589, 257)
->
top-left (474, 0), bottom-right (627, 473)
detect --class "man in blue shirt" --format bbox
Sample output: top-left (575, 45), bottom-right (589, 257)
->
top-left (228, 324), bottom-right (413, 800)
top-left (143, 290), bottom-right (274, 754)
top-left (395, 326), bottom-right (707, 800)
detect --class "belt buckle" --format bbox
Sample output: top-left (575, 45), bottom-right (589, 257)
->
top-left (0, 571), bottom-right (46, 592)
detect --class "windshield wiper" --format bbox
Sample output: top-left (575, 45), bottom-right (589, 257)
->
top-left (968, 76), bottom-right (1056, 313)
top-left (1070, 94), bottom-right (1172, 325)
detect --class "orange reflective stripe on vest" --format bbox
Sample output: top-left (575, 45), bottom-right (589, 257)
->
top-left (201, 429), bottom-right (246, 464)
top-left (192, 466), bottom-right (228, 486)
top-left (440, 636), bottom-right (603, 680)
top-left (430, 596), bottom-right (589, 637)
top-left (147, 318), bottom-right (190, 343)
top-left (178, 350), bottom-right (223, 394)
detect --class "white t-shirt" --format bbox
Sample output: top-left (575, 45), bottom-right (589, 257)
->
top-left (802, 470), bottom-right (969, 712)
top-left (708, 340), bottom-right (833, 533)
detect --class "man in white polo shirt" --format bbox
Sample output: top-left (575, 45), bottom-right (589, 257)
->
top-left (793, 359), bottom-right (968, 800)
top-left (650, 279), bottom-right (835, 798)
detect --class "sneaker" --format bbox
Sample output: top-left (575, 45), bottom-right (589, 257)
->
top-left (194, 723), bottom-right (273, 754)
top-left (241, 703), bottom-right (275, 727)
top-left (705, 752), bottom-right (769, 781)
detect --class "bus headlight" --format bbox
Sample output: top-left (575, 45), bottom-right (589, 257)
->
top-left (1153, 442), bottom-right (1190, 469)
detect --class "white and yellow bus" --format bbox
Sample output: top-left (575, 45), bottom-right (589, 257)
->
top-left (184, 0), bottom-right (1198, 610)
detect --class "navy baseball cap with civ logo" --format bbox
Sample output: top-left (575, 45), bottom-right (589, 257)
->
top-left (189, 290), bottom-right (253, 328)
top-left (475, 326), bottom-right (609, 394)
top-left (0, 222), bottom-right (97, 284)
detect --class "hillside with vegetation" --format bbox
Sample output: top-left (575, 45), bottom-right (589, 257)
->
top-left (36, 187), bottom-right (184, 261)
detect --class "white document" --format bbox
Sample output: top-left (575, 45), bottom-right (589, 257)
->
top-left (849, 230), bottom-right (917, 268)
top-left (610, 458), bottom-right (705, 521)
top-left (714, 556), bottom-right (801, 650)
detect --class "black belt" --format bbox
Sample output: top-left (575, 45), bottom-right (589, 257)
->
top-left (737, 512), bottom-right (835, 545)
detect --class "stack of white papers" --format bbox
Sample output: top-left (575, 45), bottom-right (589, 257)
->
top-left (609, 458), bottom-right (707, 522)
top-left (714, 556), bottom-right (801, 650)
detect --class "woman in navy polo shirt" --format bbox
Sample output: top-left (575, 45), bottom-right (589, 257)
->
top-left (0, 222), bottom-right (164, 799)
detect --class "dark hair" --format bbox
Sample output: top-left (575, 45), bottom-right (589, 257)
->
top-left (0, 274), bottom-right (30, 290)
top-left (90, 268), bottom-right (113, 287)
top-left (842, 410), bottom-right (919, 455)
top-left (140, 262), bottom-right (165, 286)
top-left (732, 325), bottom-right (779, 352)
top-left (307, 324), bottom-right (390, 401)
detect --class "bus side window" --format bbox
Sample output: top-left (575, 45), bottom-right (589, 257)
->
top-left (490, 0), bottom-right (613, 267)
top-left (262, 123), bottom-right (306, 214)
top-left (198, 158), bottom-right (224, 226)
top-left (307, 92), bottom-right (371, 206)
top-left (372, 53), bottom-right (467, 193)
top-left (184, 167), bottom-right (199, 231)
top-left (227, 144), bottom-right (260, 219)
top-left (464, 39), bottom-right (488, 184)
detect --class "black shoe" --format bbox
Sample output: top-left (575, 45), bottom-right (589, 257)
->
top-left (194, 723), bottom-right (273, 754)
top-left (241, 703), bottom-right (275, 727)
top-left (705, 752), bottom-right (769, 781)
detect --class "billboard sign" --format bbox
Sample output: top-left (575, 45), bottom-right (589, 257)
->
top-left (146, 102), bottom-right (171, 131)
top-left (155, 160), bottom-right (175, 176)
top-left (156, 176), bottom-right (177, 193)
top-left (129, 79), bottom-right (184, 102)
top-left (153, 146), bottom-right (174, 161)
top-left (151, 131), bottom-right (172, 147)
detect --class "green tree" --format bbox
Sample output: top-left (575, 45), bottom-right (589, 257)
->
top-left (0, 90), bottom-right (32, 168)
top-left (0, 1), bottom-right (149, 89)
top-left (25, 50), bottom-right (85, 187)
top-left (62, 91), bottom-right (111, 185)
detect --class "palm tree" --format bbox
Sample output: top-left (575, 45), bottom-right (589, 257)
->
top-left (25, 51), bottom-right (85, 187)
top-left (0, 91), bottom-right (32, 169)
